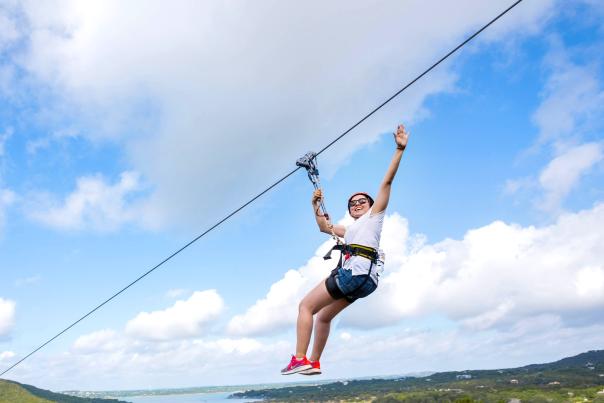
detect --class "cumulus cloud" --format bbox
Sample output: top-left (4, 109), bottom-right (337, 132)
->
top-left (62, 335), bottom-right (278, 390)
top-left (348, 205), bottom-right (604, 329)
top-left (0, 297), bottom-right (16, 337)
top-left (228, 204), bottom-right (604, 335)
top-left (72, 329), bottom-right (122, 354)
top-left (4, 0), bottom-right (554, 230)
top-left (26, 171), bottom-right (146, 232)
top-left (50, 314), bottom-right (277, 389)
top-left (125, 290), bottom-right (224, 341)
top-left (227, 239), bottom-right (345, 337)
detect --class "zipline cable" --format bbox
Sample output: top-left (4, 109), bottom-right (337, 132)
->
top-left (1, 0), bottom-right (523, 378)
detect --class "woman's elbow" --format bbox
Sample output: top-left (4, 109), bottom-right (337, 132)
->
top-left (379, 181), bottom-right (393, 193)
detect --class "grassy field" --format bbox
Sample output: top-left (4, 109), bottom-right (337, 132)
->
top-left (0, 379), bottom-right (127, 403)
top-left (0, 379), bottom-right (53, 403)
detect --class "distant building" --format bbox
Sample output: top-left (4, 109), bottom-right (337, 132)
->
top-left (456, 374), bottom-right (472, 380)
top-left (548, 381), bottom-right (560, 385)
top-left (510, 379), bottom-right (519, 384)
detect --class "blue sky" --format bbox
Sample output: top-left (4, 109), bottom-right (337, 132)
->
top-left (1, 0), bottom-right (604, 392)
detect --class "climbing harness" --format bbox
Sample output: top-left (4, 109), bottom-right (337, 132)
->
top-left (323, 243), bottom-right (379, 262)
top-left (323, 243), bottom-right (379, 302)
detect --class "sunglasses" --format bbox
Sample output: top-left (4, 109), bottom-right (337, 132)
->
top-left (348, 197), bottom-right (369, 208)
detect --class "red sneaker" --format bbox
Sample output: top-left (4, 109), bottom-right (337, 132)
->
top-left (300, 360), bottom-right (321, 375)
top-left (281, 355), bottom-right (312, 375)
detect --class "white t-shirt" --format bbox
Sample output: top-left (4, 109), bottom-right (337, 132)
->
top-left (342, 208), bottom-right (385, 284)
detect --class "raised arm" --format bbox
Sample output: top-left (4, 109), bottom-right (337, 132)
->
top-left (371, 124), bottom-right (409, 215)
top-left (312, 189), bottom-right (346, 237)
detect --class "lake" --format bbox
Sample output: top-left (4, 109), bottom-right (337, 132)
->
top-left (117, 391), bottom-right (260, 402)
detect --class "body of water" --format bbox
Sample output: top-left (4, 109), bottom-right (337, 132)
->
top-left (117, 391), bottom-right (260, 402)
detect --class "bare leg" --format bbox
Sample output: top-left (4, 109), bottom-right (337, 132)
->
top-left (309, 298), bottom-right (351, 361)
top-left (296, 281), bottom-right (336, 358)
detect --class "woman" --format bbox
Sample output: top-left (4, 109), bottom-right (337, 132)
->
top-left (281, 123), bottom-right (409, 375)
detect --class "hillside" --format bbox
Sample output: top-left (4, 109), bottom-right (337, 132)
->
top-left (232, 349), bottom-right (604, 402)
top-left (0, 379), bottom-right (127, 403)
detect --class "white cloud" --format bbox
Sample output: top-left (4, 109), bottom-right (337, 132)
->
top-left (26, 171), bottom-right (145, 232)
top-left (5, 0), bottom-right (554, 230)
top-left (125, 290), bottom-right (224, 341)
top-left (0, 297), bottom-right (16, 337)
top-left (226, 240), bottom-right (343, 337)
top-left (346, 205), bottom-right (604, 329)
top-left (73, 329), bottom-right (121, 354)
top-left (538, 142), bottom-right (603, 212)
top-left (53, 329), bottom-right (278, 390)
top-left (228, 204), bottom-right (604, 335)
top-left (0, 351), bottom-right (15, 361)
top-left (574, 266), bottom-right (604, 299)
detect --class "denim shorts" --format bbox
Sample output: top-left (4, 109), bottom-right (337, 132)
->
top-left (325, 266), bottom-right (377, 303)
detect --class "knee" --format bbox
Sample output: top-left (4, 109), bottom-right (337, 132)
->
top-left (298, 300), bottom-right (312, 315)
top-left (316, 312), bottom-right (332, 325)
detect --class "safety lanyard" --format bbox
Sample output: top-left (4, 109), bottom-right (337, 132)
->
top-left (296, 151), bottom-right (341, 244)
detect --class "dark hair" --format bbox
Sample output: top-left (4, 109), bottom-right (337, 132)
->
top-left (347, 192), bottom-right (374, 213)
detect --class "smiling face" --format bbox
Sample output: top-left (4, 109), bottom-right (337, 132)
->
top-left (348, 193), bottom-right (372, 219)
